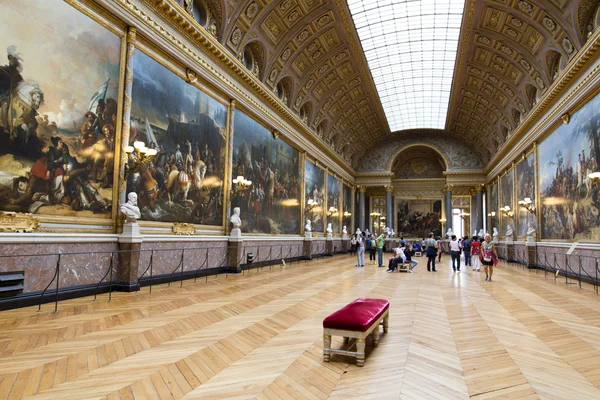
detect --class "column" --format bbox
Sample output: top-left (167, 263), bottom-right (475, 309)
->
top-left (391, 195), bottom-right (396, 232)
top-left (358, 186), bottom-right (366, 231)
top-left (385, 185), bottom-right (393, 231)
top-left (118, 26), bottom-right (137, 206)
top-left (475, 184), bottom-right (484, 233)
top-left (444, 184), bottom-right (453, 233)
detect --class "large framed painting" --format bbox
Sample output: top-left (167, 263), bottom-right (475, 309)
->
top-left (0, 0), bottom-right (121, 218)
top-left (326, 174), bottom-right (340, 234)
top-left (342, 184), bottom-right (352, 233)
top-left (540, 92), bottom-right (600, 240)
top-left (129, 50), bottom-right (227, 225)
top-left (487, 180), bottom-right (499, 235)
top-left (397, 199), bottom-right (442, 238)
top-left (304, 160), bottom-right (325, 232)
top-left (516, 153), bottom-right (537, 237)
top-left (500, 169), bottom-right (515, 237)
top-left (231, 110), bottom-right (301, 234)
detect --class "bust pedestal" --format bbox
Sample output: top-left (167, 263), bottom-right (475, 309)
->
top-left (303, 236), bottom-right (313, 260)
top-left (229, 236), bottom-right (243, 273)
top-left (230, 228), bottom-right (242, 238)
top-left (526, 238), bottom-right (537, 269)
top-left (304, 231), bottom-right (312, 239)
top-left (118, 222), bottom-right (143, 292)
top-left (326, 234), bottom-right (333, 255)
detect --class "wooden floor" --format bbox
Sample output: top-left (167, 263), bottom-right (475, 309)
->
top-left (2, 256), bottom-right (600, 399)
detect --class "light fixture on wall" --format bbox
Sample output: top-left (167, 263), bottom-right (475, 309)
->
top-left (369, 211), bottom-right (381, 218)
top-left (518, 197), bottom-right (536, 214)
top-left (458, 212), bottom-right (470, 219)
top-left (343, 211), bottom-right (352, 217)
top-left (589, 172), bottom-right (600, 183)
top-left (487, 211), bottom-right (496, 217)
top-left (500, 206), bottom-right (514, 218)
top-left (124, 141), bottom-right (157, 181)
top-left (327, 206), bottom-right (338, 217)
top-left (306, 198), bottom-right (317, 212)
top-left (232, 175), bottom-right (252, 192)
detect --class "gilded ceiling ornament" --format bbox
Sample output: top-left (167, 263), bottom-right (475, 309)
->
top-left (295, 96), bottom-right (303, 107)
top-left (230, 27), bottom-right (242, 46)
top-left (268, 68), bottom-right (278, 83)
top-left (317, 64), bottom-right (329, 75)
top-left (334, 51), bottom-right (347, 62)
top-left (520, 59), bottom-right (531, 70)
top-left (272, 129), bottom-right (281, 139)
top-left (500, 45), bottom-right (513, 56)
top-left (527, 31), bottom-right (540, 48)
top-left (492, 63), bottom-right (503, 71)
top-left (281, 48), bottom-right (291, 61)
top-left (518, 103), bottom-right (525, 112)
top-left (304, 77), bottom-right (314, 89)
top-left (562, 38), bottom-right (574, 54)
top-left (317, 14), bottom-right (332, 27)
top-left (505, 88), bottom-right (514, 97)
top-left (478, 36), bottom-right (492, 45)
top-left (246, 2), bottom-right (259, 20)
top-left (511, 18), bottom-right (523, 28)
top-left (297, 30), bottom-right (310, 43)
top-left (507, 28), bottom-right (518, 38)
top-left (288, 10), bottom-right (300, 24)
top-left (185, 68), bottom-right (198, 84)
top-left (542, 17), bottom-right (556, 32)
top-left (312, 50), bottom-right (322, 60)
top-left (307, 41), bottom-right (318, 52)
top-left (535, 76), bottom-right (545, 89)
top-left (561, 113), bottom-right (570, 124)
top-left (349, 79), bottom-right (359, 86)
top-left (517, 1), bottom-right (533, 15)
top-left (489, 10), bottom-right (500, 27)
top-left (470, 68), bottom-right (481, 75)
top-left (279, 0), bottom-right (294, 12)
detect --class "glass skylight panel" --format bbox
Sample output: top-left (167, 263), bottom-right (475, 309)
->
top-left (348, 0), bottom-right (464, 131)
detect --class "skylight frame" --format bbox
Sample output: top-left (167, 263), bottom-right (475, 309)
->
top-left (347, 0), bottom-right (465, 132)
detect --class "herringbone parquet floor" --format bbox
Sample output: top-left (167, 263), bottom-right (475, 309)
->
top-left (1, 254), bottom-right (600, 399)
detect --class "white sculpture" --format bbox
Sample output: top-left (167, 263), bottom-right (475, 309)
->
top-left (326, 223), bottom-right (333, 233)
top-left (120, 192), bottom-right (141, 222)
top-left (355, 228), bottom-right (361, 235)
top-left (446, 228), bottom-right (453, 237)
top-left (526, 222), bottom-right (536, 237)
top-left (506, 224), bottom-right (514, 237)
top-left (478, 229), bottom-right (484, 237)
top-left (492, 227), bottom-right (499, 238)
top-left (305, 219), bottom-right (312, 232)
top-left (230, 207), bottom-right (242, 238)
top-left (342, 225), bottom-right (347, 234)
top-left (473, 230), bottom-right (477, 237)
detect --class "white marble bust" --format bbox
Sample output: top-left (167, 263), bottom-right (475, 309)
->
top-left (355, 228), bottom-right (361, 235)
top-left (446, 228), bottom-right (453, 237)
top-left (120, 192), bottom-right (141, 222)
top-left (526, 222), bottom-right (536, 237)
top-left (305, 219), bottom-right (312, 232)
top-left (478, 229), bottom-right (484, 237)
top-left (506, 224), bottom-right (514, 236)
top-left (230, 207), bottom-right (241, 229)
top-left (342, 225), bottom-right (347, 234)
top-left (326, 223), bottom-right (333, 233)
top-left (492, 227), bottom-right (499, 238)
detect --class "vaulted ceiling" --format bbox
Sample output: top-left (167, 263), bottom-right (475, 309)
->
top-left (180, 0), bottom-right (600, 169)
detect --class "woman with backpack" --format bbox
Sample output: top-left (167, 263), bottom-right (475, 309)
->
top-left (368, 233), bottom-right (377, 265)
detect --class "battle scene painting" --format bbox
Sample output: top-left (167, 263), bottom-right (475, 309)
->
top-left (304, 160), bottom-right (325, 232)
top-left (500, 169), bottom-right (514, 236)
top-left (487, 181), bottom-right (499, 235)
top-left (128, 51), bottom-right (226, 225)
top-left (540, 92), bottom-right (600, 240)
top-left (326, 174), bottom-right (340, 234)
top-left (396, 200), bottom-right (442, 238)
top-left (231, 111), bottom-right (300, 234)
top-left (0, 1), bottom-right (121, 217)
top-left (516, 153), bottom-right (536, 237)
top-left (342, 184), bottom-right (352, 233)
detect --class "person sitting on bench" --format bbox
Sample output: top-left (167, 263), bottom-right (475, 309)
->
top-left (387, 246), bottom-right (406, 272)
top-left (403, 243), bottom-right (418, 272)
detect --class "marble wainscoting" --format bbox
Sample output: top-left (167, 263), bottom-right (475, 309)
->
top-left (242, 238), bottom-right (304, 265)
top-left (0, 234), bottom-right (119, 293)
top-left (514, 243), bottom-right (529, 264)
top-left (311, 238), bottom-right (328, 256)
top-left (535, 243), bottom-right (600, 280)
top-left (139, 237), bottom-right (229, 277)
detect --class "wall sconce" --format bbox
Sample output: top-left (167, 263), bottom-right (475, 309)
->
top-left (487, 211), bottom-right (496, 217)
top-left (124, 141), bottom-right (157, 181)
top-left (458, 212), bottom-right (470, 219)
top-left (232, 175), bottom-right (252, 192)
top-left (369, 211), bottom-right (380, 218)
top-left (327, 206), bottom-right (338, 217)
top-left (439, 217), bottom-right (447, 223)
top-left (589, 172), bottom-right (600, 183)
top-left (500, 206), bottom-right (514, 218)
top-left (343, 211), bottom-right (352, 217)
top-left (518, 197), bottom-right (536, 214)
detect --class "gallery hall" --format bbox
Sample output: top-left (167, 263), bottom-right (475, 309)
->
top-left (2, 0), bottom-right (600, 398)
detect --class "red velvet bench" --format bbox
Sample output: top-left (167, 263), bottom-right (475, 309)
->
top-left (323, 298), bottom-right (389, 367)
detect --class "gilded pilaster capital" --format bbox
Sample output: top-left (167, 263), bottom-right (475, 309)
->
top-left (127, 27), bottom-right (137, 44)
top-left (474, 184), bottom-right (484, 192)
top-left (469, 188), bottom-right (476, 196)
top-left (358, 186), bottom-right (367, 193)
top-left (384, 185), bottom-right (394, 193)
top-left (444, 184), bottom-right (454, 192)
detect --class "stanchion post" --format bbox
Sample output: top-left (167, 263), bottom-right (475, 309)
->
top-left (54, 254), bottom-right (61, 313)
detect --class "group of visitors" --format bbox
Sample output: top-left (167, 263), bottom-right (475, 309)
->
top-left (350, 230), bottom-right (498, 281)
top-left (351, 231), bottom-right (388, 267)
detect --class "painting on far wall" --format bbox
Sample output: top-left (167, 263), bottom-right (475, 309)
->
top-left (129, 50), bottom-right (227, 225)
top-left (540, 92), bottom-right (600, 240)
top-left (500, 169), bottom-right (515, 236)
top-left (304, 160), bottom-right (325, 232)
top-left (231, 110), bottom-right (301, 234)
top-left (326, 174), bottom-right (340, 234)
top-left (0, 0), bottom-right (121, 218)
top-left (397, 200), bottom-right (442, 238)
top-left (342, 184), bottom-right (352, 233)
top-left (516, 153), bottom-right (537, 237)
top-left (487, 181), bottom-right (499, 235)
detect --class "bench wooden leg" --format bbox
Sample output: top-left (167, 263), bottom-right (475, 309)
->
top-left (356, 338), bottom-right (366, 367)
top-left (323, 334), bottom-right (332, 362)
top-left (372, 323), bottom-right (380, 347)
top-left (383, 313), bottom-right (389, 333)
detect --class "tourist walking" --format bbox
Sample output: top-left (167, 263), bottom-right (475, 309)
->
top-left (471, 236), bottom-right (481, 271)
top-left (368, 234), bottom-right (377, 265)
top-left (462, 236), bottom-right (472, 267)
top-left (481, 234), bottom-right (497, 280)
top-left (425, 232), bottom-right (438, 272)
top-left (450, 235), bottom-right (462, 272)
top-left (356, 232), bottom-right (365, 267)
top-left (376, 231), bottom-right (388, 267)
